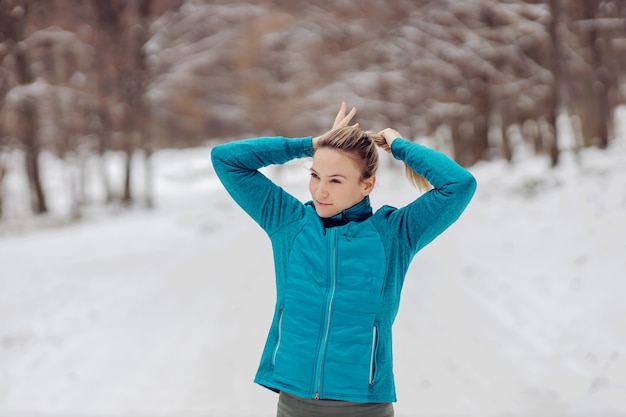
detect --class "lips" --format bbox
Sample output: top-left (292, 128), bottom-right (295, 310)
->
top-left (315, 200), bottom-right (332, 207)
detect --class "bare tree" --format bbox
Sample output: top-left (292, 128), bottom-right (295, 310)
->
top-left (1, 2), bottom-right (48, 214)
top-left (543, 0), bottom-right (565, 166)
top-left (568, 0), bottom-right (625, 148)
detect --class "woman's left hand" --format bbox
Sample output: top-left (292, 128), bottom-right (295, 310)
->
top-left (378, 128), bottom-right (402, 153)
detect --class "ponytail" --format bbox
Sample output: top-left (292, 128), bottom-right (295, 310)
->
top-left (366, 131), bottom-right (432, 192)
top-left (404, 164), bottom-right (432, 191)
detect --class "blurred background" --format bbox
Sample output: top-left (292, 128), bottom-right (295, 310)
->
top-left (1, 1), bottom-right (626, 417)
top-left (0, 0), bottom-right (624, 223)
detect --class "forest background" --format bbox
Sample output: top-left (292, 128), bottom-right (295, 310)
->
top-left (1, 0), bottom-right (625, 223)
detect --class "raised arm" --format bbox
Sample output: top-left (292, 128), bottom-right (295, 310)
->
top-left (381, 130), bottom-right (477, 254)
top-left (211, 102), bottom-right (359, 234)
top-left (211, 136), bottom-right (313, 235)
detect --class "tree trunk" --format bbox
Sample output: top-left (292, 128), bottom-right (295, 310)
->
top-left (501, 123), bottom-right (513, 162)
top-left (5, 5), bottom-right (48, 214)
top-left (122, 131), bottom-right (133, 206)
top-left (16, 47), bottom-right (43, 214)
top-left (21, 98), bottom-right (47, 214)
top-left (582, 0), bottom-right (610, 148)
top-left (0, 125), bottom-right (6, 219)
top-left (0, 158), bottom-right (5, 219)
top-left (546, 0), bottom-right (564, 167)
top-left (470, 75), bottom-right (490, 163)
top-left (120, 0), bottom-right (153, 208)
top-left (499, 105), bottom-right (515, 163)
top-left (96, 107), bottom-right (114, 204)
top-left (144, 146), bottom-right (154, 209)
top-left (137, 0), bottom-right (154, 209)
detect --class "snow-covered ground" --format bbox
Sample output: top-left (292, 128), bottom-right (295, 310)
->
top-left (1, 131), bottom-right (625, 417)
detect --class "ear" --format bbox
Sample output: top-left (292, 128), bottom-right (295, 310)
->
top-left (361, 175), bottom-right (376, 196)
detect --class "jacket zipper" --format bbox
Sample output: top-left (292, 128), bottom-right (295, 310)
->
top-left (369, 325), bottom-right (378, 385)
top-left (313, 228), bottom-right (338, 399)
top-left (272, 308), bottom-right (283, 365)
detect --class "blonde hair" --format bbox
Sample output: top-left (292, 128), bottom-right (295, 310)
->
top-left (315, 126), bottom-right (431, 191)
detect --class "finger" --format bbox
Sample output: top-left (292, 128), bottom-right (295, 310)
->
top-left (334, 102), bottom-right (347, 125)
top-left (346, 106), bottom-right (356, 120)
top-left (339, 107), bottom-right (356, 126)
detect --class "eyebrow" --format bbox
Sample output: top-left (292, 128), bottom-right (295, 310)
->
top-left (310, 167), bottom-right (347, 179)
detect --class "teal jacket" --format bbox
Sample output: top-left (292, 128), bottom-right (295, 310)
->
top-left (211, 136), bottom-right (476, 403)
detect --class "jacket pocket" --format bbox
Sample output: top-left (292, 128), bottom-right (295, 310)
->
top-left (369, 324), bottom-right (378, 385)
top-left (272, 308), bottom-right (283, 365)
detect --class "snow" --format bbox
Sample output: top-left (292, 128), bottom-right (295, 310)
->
top-left (1, 132), bottom-right (626, 417)
top-left (5, 77), bottom-right (50, 105)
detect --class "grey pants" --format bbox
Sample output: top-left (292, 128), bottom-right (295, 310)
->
top-left (277, 391), bottom-right (394, 417)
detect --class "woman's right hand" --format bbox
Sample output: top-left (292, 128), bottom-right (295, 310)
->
top-left (314, 102), bottom-right (358, 148)
top-left (332, 101), bottom-right (358, 130)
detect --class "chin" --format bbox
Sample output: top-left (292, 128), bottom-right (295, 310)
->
top-left (315, 205), bottom-right (339, 218)
top-left (316, 209), bottom-right (334, 218)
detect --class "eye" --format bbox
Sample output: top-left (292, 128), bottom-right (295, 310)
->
top-left (310, 172), bottom-right (320, 179)
top-left (330, 179), bottom-right (342, 184)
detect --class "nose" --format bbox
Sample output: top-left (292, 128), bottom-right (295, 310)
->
top-left (314, 183), bottom-right (329, 199)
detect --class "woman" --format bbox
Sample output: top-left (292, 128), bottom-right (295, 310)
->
top-left (211, 103), bottom-right (476, 416)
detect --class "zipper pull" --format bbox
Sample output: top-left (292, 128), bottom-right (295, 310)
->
top-left (314, 392), bottom-right (320, 400)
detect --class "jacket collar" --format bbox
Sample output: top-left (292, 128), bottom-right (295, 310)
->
top-left (318, 196), bottom-right (373, 228)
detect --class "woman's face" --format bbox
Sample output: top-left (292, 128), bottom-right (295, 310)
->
top-left (309, 147), bottom-right (375, 218)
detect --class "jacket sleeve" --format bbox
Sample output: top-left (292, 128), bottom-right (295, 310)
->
top-left (387, 138), bottom-right (477, 254)
top-left (210, 136), bottom-right (314, 235)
